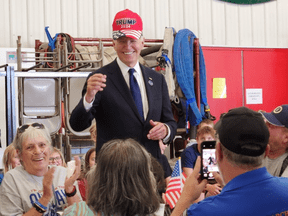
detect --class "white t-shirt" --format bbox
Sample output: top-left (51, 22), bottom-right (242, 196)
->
top-left (0, 165), bottom-right (81, 216)
top-left (263, 152), bottom-right (288, 177)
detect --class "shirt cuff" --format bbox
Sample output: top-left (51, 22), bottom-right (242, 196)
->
top-left (162, 124), bottom-right (171, 144)
top-left (83, 93), bottom-right (94, 112)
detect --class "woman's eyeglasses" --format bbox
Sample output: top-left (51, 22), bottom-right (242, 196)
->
top-left (18, 123), bottom-right (45, 134)
top-left (49, 156), bottom-right (61, 162)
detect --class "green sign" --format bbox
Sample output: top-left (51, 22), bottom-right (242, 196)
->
top-left (218, 0), bottom-right (275, 4)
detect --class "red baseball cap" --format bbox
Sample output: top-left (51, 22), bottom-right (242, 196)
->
top-left (112, 9), bottom-right (143, 40)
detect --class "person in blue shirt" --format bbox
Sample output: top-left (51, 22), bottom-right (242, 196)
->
top-left (171, 107), bottom-right (288, 216)
top-left (181, 126), bottom-right (221, 200)
top-left (181, 126), bottom-right (215, 177)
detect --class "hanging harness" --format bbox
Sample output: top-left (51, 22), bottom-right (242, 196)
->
top-left (156, 27), bottom-right (176, 100)
top-left (173, 29), bottom-right (209, 127)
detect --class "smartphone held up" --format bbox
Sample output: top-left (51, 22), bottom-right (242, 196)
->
top-left (201, 141), bottom-right (219, 181)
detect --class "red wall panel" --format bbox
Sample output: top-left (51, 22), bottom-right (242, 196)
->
top-left (243, 49), bottom-right (288, 112)
top-left (202, 47), bottom-right (243, 122)
top-left (200, 47), bottom-right (288, 122)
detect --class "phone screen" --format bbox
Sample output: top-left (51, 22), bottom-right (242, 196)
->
top-left (201, 141), bottom-right (219, 180)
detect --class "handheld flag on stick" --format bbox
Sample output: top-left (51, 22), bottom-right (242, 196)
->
top-left (165, 158), bottom-right (187, 209)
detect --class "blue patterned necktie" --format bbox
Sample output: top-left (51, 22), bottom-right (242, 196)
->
top-left (129, 68), bottom-right (144, 121)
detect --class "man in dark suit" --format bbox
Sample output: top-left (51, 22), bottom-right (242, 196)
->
top-left (69, 9), bottom-right (177, 161)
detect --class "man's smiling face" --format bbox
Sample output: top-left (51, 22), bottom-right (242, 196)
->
top-left (113, 36), bottom-right (144, 67)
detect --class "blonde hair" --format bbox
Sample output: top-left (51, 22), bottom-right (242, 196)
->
top-left (89, 122), bottom-right (97, 144)
top-left (51, 147), bottom-right (67, 167)
top-left (3, 144), bottom-right (17, 174)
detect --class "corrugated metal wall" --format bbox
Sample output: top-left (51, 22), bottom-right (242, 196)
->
top-left (0, 0), bottom-right (287, 48)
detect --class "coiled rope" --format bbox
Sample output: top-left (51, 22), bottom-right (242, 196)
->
top-left (173, 29), bottom-right (208, 127)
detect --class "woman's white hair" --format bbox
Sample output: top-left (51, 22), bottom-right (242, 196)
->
top-left (13, 123), bottom-right (52, 155)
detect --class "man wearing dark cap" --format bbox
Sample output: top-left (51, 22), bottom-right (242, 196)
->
top-left (69, 9), bottom-right (176, 165)
top-left (171, 107), bottom-right (288, 216)
top-left (260, 104), bottom-right (288, 177)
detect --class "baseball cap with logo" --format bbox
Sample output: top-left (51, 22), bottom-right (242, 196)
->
top-left (260, 105), bottom-right (288, 128)
top-left (217, 107), bottom-right (269, 157)
top-left (112, 9), bottom-right (143, 40)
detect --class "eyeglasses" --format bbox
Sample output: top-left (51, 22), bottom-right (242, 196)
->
top-left (49, 156), bottom-right (61, 162)
top-left (18, 123), bottom-right (45, 134)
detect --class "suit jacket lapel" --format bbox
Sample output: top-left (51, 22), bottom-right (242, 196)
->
top-left (140, 64), bottom-right (155, 122)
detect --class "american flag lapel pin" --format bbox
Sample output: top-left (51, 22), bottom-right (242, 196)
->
top-left (148, 77), bottom-right (153, 86)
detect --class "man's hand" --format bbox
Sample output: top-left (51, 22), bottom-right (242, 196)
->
top-left (205, 183), bottom-right (222, 197)
top-left (213, 171), bottom-right (225, 188)
top-left (171, 157), bottom-right (207, 216)
top-left (181, 157), bottom-right (208, 202)
top-left (85, 73), bottom-right (106, 103)
top-left (147, 120), bottom-right (168, 140)
top-left (159, 139), bottom-right (168, 154)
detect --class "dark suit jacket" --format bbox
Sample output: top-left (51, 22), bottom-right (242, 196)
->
top-left (69, 59), bottom-right (177, 159)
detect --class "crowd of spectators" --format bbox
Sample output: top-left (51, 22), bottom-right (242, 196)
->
top-left (0, 6), bottom-right (288, 216)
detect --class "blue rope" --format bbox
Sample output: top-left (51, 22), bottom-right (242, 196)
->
top-left (198, 39), bottom-right (208, 117)
top-left (173, 29), bottom-right (208, 127)
top-left (162, 53), bottom-right (171, 65)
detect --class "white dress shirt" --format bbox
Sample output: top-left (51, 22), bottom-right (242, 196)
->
top-left (83, 58), bottom-right (171, 143)
top-left (116, 58), bottom-right (149, 120)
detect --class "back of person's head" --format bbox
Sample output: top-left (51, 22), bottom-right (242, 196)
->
top-left (13, 123), bottom-right (52, 154)
top-left (216, 107), bottom-right (270, 168)
top-left (150, 156), bottom-right (166, 199)
top-left (197, 126), bottom-right (216, 139)
top-left (3, 144), bottom-right (19, 174)
top-left (198, 118), bottom-right (214, 129)
top-left (87, 138), bottom-right (160, 216)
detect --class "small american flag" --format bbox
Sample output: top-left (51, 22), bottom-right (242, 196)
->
top-left (165, 158), bottom-right (187, 209)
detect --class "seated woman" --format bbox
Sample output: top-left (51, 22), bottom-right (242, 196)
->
top-left (0, 122), bottom-right (82, 215)
top-left (49, 147), bottom-right (67, 167)
top-left (151, 157), bottom-right (171, 216)
top-left (84, 147), bottom-right (96, 171)
top-left (77, 123), bottom-right (97, 201)
top-left (0, 144), bottom-right (21, 185)
top-left (3, 143), bottom-right (21, 173)
top-left (78, 147), bottom-right (96, 201)
top-left (63, 138), bottom-right (160, 216)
